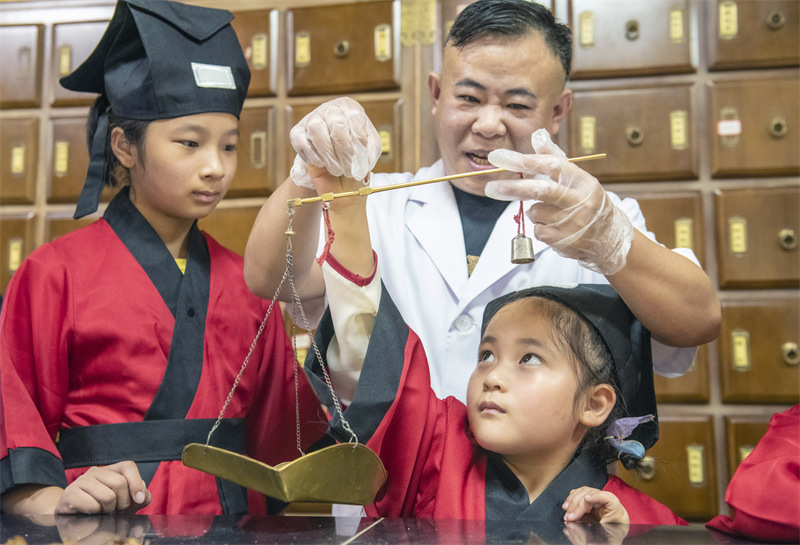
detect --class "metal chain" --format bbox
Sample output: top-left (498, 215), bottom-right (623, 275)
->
top-left (206, 205), bottom-right (358, 450)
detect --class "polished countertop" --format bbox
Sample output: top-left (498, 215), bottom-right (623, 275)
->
top-left (0, 514), bottom-right (765, 545)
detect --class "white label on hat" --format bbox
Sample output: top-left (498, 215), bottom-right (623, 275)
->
top-left (191, 62), bottom-right (236, 90)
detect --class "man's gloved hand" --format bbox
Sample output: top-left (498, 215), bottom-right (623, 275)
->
top-left (484, 129), bottom-right (634, 276)
top-left (289, 97), bottom-right (381, 189)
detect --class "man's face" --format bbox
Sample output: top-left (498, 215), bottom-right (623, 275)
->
top-left (429, 32), bottom-right (571, 195)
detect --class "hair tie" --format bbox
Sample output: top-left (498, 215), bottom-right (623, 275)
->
top-left (604, 414), bottom-right (654, 460)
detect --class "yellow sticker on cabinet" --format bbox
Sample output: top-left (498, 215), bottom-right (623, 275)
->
top-left (674, 218), bottom-right (693, 249)
top-left (8, 238), bottom-right (22, 272)
top-left (252, 33), bottom-right (268, 71)
top-left (54, 141), bottom-right (69, 177)
top-left (295, 32), bottom-right (311, 67)
top-left (686, 445), bottom-right (705, 486)
top-left (731, 330), bottom-right (750, 371)
top-left (11, 145), bottom-right (25, 175)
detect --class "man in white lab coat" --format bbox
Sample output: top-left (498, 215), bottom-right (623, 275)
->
top-left (244, 0), bottom-right (720, 402)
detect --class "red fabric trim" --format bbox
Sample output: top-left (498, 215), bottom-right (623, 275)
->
top-left (323, 251), bottom-right (378, 287)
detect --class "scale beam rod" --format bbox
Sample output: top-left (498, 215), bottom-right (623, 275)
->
top-left (287, 153), bottom-right (606, 208)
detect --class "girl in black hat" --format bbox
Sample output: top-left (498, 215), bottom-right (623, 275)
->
top-left (297, 163), bottom-right (687, 527)
top-left (0, 0), bottom-right (325, 516)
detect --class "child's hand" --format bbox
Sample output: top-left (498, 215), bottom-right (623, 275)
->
top-left (562, 486), bottom-right (630, 524)
top-left (55, 461), bottom-right (151, 515)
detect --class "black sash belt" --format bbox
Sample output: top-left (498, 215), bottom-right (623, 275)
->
top-left (57, 418), bottom-right (249, 515)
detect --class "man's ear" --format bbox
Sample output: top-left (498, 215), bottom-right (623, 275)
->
top-left (550, 88), bottom-right (573, 136)
top-left (428, 70), bottom-right (442, 115)
top-left (580, 383), bottom-right (616, 428)
top-left (110, 126), bottom-right (137, 168)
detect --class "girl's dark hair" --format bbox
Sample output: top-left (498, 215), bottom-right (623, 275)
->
top-left (445, 0), bottom-right (573, 81)
top-left (530, 297), bottom-right (651, 478)
top-left (87, 95), bottom-right (150, 188)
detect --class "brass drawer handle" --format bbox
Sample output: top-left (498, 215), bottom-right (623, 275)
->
top-left (334, 40), bottom-right (350, 58)
top-left (783, 342), bottom-right (800, 365)
top-left (766, 10), bottom-right (786, 30)
top-left (626, 126), bottom-right (644, 146)
top-left (779, 228), bottom-right (798, 250)
top-left (770, 117), bottom-right (788, 138)
top-left (625, 20), bottom-right (640, 40)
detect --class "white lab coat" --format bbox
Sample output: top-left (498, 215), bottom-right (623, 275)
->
top-left (353, 160), bottom-right (698, 401)
top-left (313, 160), bottom-right (696, 402)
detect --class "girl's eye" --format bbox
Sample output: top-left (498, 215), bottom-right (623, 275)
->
top-left (520, 353), bottom-right (542, 366)
top-left (224, 144), bottom-right (238, 152)
top-left (479, 351), bottom-right (495, 363)
top-left (180, 140), bottom-right (199, 148)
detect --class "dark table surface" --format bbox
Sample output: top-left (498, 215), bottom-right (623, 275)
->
top-left (0, 514), bottom-right (771, 545)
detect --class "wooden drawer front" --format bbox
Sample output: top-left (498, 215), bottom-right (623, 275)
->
top-left (285, 99), bottom-right (403, 177)
top-left (617, 417), bottom-right (718, 522)
top-left (724, 416), bottom-right (770, 481)
top-left (618, 191), bottom-right (705, 268)
top-left (719, 300), bottom-right (800, 404)
top-left (0, 117), bottom-right (39, 205)
top-left (51, 21), bottom-right (107, 107)
top-left (197, 207), bottom-right (261, 258)
top-left (0, 214), bottom-right (35, 294)
top-left (46, 214), bottom-right (95, 242)
top-left (654, 345), bottom-right (710, 403)
top-left (708, 77), bottom-right (800, 178)
top-left (48, 117), bottom-right (118, 206)
top-left (286, 1), bottom-right (399, 96)
top-left (714, 186), bottom-right (800, 289)
top-left (0, 24), bottom-right (44, 109)
top-left (568, 85), bottom-right (697, 182)
top-left (708, 0), bottom-right (799, 70)
top-left (228, 106), bottom-right (276, 198)
top-left (569, 0), bottom-right (693, 79)
top-left (231, 10), bottom-right (278, 98)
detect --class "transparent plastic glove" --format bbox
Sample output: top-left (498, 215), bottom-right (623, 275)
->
top-left (289, 97), bottom-right (382, 189)
top-left (484, 129), bottom-right (634, 275)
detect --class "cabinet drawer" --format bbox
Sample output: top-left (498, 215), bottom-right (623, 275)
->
top-left (714, 186), bottom-right (800, 289)
top-left (569, 85), bottom-right (697, 182)
top-left (617, 190), bottom-right (705, 268)
top-left (719, 300), bottom-right (800, 404)
top-left (0, 24), bottom-right (44, 109)
top-left (286, 1), bottom-right (399, 96)
top-left (708, 77), bottom-right (800, 178)
top-left (231, 9), bottom-right (278, 98)
top-left (617, 417), bottom-right (718, 522)
top-left (569, 0), bottom-right (694, 79)
top-left (724, 416), bottom-right (770, 481)
top-left (229, 106), bottom-right (276, 198)
top-left (654, 345), bottom-right (710, 404)
top-left (708, 0), bottom-right (799, 70)
top-left (0, 214), bottom-right (35, 294)
top-left (51, 21), bottom-right (107, 107)
top-left (0, 117), bottom-right (39, 205)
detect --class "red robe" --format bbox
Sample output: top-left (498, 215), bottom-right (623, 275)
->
top-left (0, 190), bottom-right (326, 515)
top-left (305, 287), bottom-right (686, 524)
top-left (706, 405), bottom-right (800, 542)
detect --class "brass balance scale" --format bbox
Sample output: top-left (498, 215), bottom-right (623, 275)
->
top-left (181, 153), bottom-right (605, 506)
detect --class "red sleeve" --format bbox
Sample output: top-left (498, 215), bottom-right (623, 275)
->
top-left (0, 245), bottom-right (71, 492)
top-left (604, 475), bottom-right (688, 526)
top-left (706, 405), bottom-right (800, 543)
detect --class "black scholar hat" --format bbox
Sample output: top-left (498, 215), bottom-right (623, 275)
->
top-left (60, 0), bottom-right (251, 219)
top-left (481, 284), bottom-right (658, 452)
